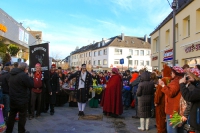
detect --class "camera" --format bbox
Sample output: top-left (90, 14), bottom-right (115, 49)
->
top-left (186, 76), bottom-right (189, 80)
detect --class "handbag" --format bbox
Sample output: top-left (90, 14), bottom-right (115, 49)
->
top-left (183, 116), bottom-right (195, 132)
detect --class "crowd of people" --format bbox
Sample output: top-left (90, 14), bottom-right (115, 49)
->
top-left (0, 59), bottom-right (200, 133)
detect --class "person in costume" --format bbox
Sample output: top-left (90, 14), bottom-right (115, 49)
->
top-left (159, 66), bottom-right (184, 133)
top-left (154, 64), bottom-right (171, 133)
top-left (45, 64), bottom-right (59, 115)
top-left (100, 68), bottom-right (123, 117)
top-left (29, 63), bottom-right (51, 120)
top-left (67, 64), bottom-right (93, 116)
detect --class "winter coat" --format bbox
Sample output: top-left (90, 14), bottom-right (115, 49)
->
top-left (161, 76), bottom-right (182, 115)
top-left (0, 70), bottom-right (10, 94)
top-left (9, 68), bottom-right (34, 105)
top-left (180, 81), bottom-right (200, 131)
top-left (137, 72), bottom-right (155, 118)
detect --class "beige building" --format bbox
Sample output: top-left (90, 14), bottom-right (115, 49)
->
top-left (150, 0), bottom-right (200, 70)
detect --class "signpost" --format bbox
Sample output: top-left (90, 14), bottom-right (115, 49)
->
top-left (126, 55), bottom-right (132, 70)
top-left (120, 58), bottom-right (124, 71)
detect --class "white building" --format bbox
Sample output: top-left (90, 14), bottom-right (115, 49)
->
top-left (70, 33), bottom-right (152, 72)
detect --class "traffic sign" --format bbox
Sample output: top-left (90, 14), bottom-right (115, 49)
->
top-left (120, 59), bottom-right (124, 64)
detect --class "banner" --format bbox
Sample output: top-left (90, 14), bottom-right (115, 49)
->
top-left (29, 43), bottom-right (49, 73)
top-left (163, 49), bottom-right (173, 61)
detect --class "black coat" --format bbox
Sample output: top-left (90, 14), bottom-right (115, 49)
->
top-left (136, 72), bottom-right (154, 118)
top-left (180, 81), bottom-right (200, 131)
top-left (67, 71), bottom-right (92, 102)
top-left (48, 72), bottom-right (60, 104)
top-left (9, 68), bottom-right (34, 105)
top-left (0, 70), bottom-right (10, 94)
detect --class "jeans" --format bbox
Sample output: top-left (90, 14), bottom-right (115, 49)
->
top-left (3, 94), bottom-right (10, 120)
top-left (31, 92), bottom-right (42, 117)
top-left (166, 114), bottom-right (184, 133)
top-left (6, 102), bottom-right (28, 133)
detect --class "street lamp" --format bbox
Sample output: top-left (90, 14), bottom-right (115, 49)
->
top-left (126, 55), bottom-right (132, 70)
top-left (172, 0), bottom-right (177, 66)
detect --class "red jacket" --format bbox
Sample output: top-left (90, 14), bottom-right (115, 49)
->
top-left (161, 76), bottom-right (182, 115)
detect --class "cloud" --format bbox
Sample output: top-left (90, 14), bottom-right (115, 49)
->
top-left (20, 19), bottom-right (47, 29)
top-left (110, 0), bottom-right (134, 11)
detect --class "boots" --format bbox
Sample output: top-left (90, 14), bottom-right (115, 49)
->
top-left (138, 118), bottom-right (145, 131)
top-left (145, 118), bottom-right (150, 130)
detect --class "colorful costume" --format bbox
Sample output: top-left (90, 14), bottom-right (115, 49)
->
top-left (154, 64), bottom-right (171, 133)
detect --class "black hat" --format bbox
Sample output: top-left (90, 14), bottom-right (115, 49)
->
top-left (81, 64), bottom-right (86, 67)
top-left (58, 67), bottom-right (62, 69)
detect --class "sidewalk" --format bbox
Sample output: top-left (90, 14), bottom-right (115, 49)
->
top-left (12, 104), bottom-right (157, 133)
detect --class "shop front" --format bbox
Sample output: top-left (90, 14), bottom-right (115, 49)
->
top-left (183, 43), bottom-right (200, 67)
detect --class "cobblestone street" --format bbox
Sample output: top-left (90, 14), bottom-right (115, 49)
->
top-left (12, 104), bottom-right (157, 133)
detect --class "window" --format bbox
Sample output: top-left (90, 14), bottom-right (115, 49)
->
top-left (183, 16), bottom-right (190, 37)
top-left (153, 37), bottom-right (159, 53)
top-left (140, 50), bottom-right (144, 56)
top-left (165, 29), bottom-right (170, 45)
top-left (88, 60), bottom-right (91, 64)
top-left (146, 50), bottom-right (150, 55)
top-left (103, 59), bottom-right (107, 65)
top-left (98, 60), bottom-right (101, 65)
top-left (114, 59), bottom-right (120, 64)
top-left (134, 60), bottom-right (138, 66)
top-left (134, 50), bottom-right (139, 56)
top-left (85, 61), bottom-right (87, 64)
top-left (89, 52), bottom-right (91, 57)
top-left (114, 49), bottom-right (122, 55)
top-left (146, 61), bottom-right (150, 66)
top-left (85, 53), bottom-right (87, 57)
top-left (103, 49), bottom-right (107, 55)
top-left (129, 60), bottom-right (133, 65)
top-left (196, 8), bottom-right (200, 32)
top-left (129, 49), bottom-right (133, 55)
top-left (175, 24), bottom-right (179, 42)
top-left (94, 51), bottom-right (97, 57)
top-left (93, 60), bottom-right (96, 65)
top-left (98, 50), bottom-right (102, 56)
top-left (140, 60), bottom-right (144, 66)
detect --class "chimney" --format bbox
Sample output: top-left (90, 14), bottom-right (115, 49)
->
top-left (102, 38), bottom-right (105, 46)
top-left (144, 34), bottom-right (148, 42)
top-left (121, 33), bottom-right (124, 41)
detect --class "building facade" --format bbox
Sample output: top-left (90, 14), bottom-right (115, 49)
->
top-left (0, 8), bottom-right (37, 61)
top-left (150, 0), bottom-right (200, 70)
top-left (70, 34), bottom-right (152, 72)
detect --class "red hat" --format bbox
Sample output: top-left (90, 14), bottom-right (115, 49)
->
top-left (35, 63), bottom-right (41, 67)
top-left (112, 67), bottom-right (119, 74)
top-left (163, 64), bottom-right (171, 77)
top-left (172, 66), bottom-right (184, 73)
top-left (190, 68), bottom-right (200, 77)
top-left (51, 64), bottom-right (56, 68)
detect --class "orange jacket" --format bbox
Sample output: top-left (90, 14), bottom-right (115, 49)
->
top-left (130, 73), bottom-right (139, 83)
top-left (161, 76), bottom-right (182, 115)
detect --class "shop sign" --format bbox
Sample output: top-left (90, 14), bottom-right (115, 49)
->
top-left (185, 44), bottom-right (200, 53)
top-left (163, 49), bottom-right (173, 61)
top-left (0, 23), bottom-right (7, 33)
top-left (152, 56), bottom-right (158, 61)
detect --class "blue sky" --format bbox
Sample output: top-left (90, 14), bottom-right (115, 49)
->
top-left (1, 0), bottom-right (172, 59)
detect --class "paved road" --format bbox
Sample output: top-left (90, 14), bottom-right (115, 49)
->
top-left (12, 104), bottom-right (157, 133)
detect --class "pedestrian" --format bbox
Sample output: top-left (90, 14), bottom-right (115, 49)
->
top-left (100, 68), bottom-right (123, 118)
top-left (154, 64), bottom-right (171, 133)
top-left (29, 63), bottom-right (51, 119)
top-left (45, 64), bottom-right (58, 115)
top-left (67, 64), bottom-right (93, 116)
top-left (6, 62), bottom-right (34, 133)
top-left (159, 66), bottom-right (184, 133)
top-left (137, 71), bottom-right (155, 131)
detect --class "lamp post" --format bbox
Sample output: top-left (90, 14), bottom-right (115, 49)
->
top-left (126, 55), bottom-right (132, 70)
top-left (172, 0), bottom-right (177, 66)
